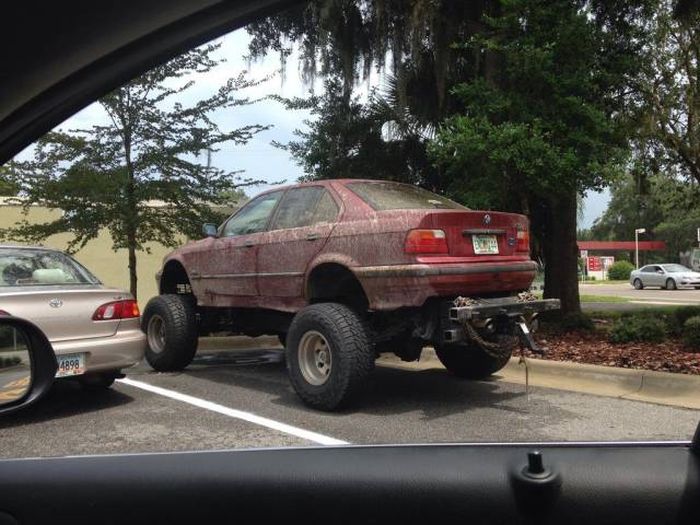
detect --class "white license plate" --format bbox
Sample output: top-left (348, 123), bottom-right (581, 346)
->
top-left (472, 234), bottom-right (499, 255)
top-left (55, 353), bottom-right (86, 377)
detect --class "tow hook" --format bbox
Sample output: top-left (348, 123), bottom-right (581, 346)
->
top-left (515, 317), bottom-right (545, 355)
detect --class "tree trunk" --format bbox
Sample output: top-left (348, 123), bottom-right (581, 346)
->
top-left (543, 191), bottom-right (581, 315)
top-left (122, 120), bottom-right (139, 299)
top-left (127, 239), bottom-right (137, 299)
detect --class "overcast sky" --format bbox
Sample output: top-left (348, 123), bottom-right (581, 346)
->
top-left (23, 27), bottom-right (610, 227)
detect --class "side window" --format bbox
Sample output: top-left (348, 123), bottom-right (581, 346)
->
top-left (270, 187), bottom-right (324, 230)
top-left (642, 266), bottom-right (655, 273)
top-left (311, 190), bottom-right (340, 225)
top-left (221, 191), bottom-right (283, 237)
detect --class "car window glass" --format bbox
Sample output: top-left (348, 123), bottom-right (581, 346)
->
top-left (222, 191), bottom-right (282, 237)
top-left (347, 181), bottom-right (466, 211)
top-left (311, 190), bottom-right (339, 225)
top-left (663, 264), bottom-right (688, 273)
top-left (641, 266), bottom-right (654, 273)
top-left (270, 187), bottom-right (324, 230)
top-left (0, 249), bottom-right (99, 287)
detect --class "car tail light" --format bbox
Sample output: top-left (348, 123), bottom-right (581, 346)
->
top-left (516, 229), bottom-right (530, 252)
top-left (92, 300), bottom-right (140, 321)
top-left (405, 229), bottom-right (449, 254)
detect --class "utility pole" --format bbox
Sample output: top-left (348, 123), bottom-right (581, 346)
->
top-left (635, 228), bottom-right (646, 269)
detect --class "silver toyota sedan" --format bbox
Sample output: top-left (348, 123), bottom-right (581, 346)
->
top-left (0, 245), bottom-right (145, 388)
top-left (630, 263), bottom-right (700, 290)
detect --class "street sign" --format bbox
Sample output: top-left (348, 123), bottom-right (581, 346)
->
top-left (587, 256), bottom-right (602, 272)
top-left (601, 256), bottom-right (615, 269)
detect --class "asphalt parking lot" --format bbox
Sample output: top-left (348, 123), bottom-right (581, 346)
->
top-left (1, 339), bottom-right (698, 459)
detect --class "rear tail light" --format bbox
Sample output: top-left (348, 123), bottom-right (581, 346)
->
top-left (405, 229), bottom-right (449, 254)
top-left (92, 300), bottom-right (140, 321)
top-left (516, 229), bottom-right (530, 252)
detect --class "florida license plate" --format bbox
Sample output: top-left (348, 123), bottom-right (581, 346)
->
top-left (55, 353), bottom-right (86, 377)
top-left (472, 234), bottom-right (499, 255)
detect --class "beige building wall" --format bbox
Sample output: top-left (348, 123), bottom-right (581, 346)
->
top-left (1, 202), bottom-right (182, 304)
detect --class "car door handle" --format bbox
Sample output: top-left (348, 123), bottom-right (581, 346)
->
top-left (306, 232), bottom-right (321, 241)
top-left (244, 240), bottom-right (255, 248)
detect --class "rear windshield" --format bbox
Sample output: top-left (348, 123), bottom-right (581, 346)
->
top-left (0, 249), bottom-right (100, 287)
top-left (347, 182), bottom-right (467, 211)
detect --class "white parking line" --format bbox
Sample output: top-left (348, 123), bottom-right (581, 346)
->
top-left (117, 377), bottom-right (348, 446)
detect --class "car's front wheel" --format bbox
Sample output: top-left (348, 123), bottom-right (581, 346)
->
top-left (142, 294), bottom-right (198, 371)
top-left (286, 303), bottom-right (375, 411)
top-left (666, 278), bottom-right (677, 290)
top-left (434, 336), bottom-right (516, 380)
top-left (633, 278), bottom-right (643, 290)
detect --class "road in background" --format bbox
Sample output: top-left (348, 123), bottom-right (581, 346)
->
top-left (580, 282), bottom-right (700, 307)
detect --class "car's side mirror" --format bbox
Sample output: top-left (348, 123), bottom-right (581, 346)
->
top-left (202, 223), bottom-right (218, 238)
top-left (0, 316), bottom-right (57, 416)
top-left (657, 270), bottom-right (664, 275)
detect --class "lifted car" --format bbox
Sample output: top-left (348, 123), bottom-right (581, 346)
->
top-left (143, 179), bottom-right (558, 410)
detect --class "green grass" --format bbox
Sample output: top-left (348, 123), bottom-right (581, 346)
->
top-left (587, 305), bottom-right (700, 320)
top-left (579, 294), bottom-right (629, 303)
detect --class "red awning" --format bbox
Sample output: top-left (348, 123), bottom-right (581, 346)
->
top-left (577, 241), bottom-right (666, 252)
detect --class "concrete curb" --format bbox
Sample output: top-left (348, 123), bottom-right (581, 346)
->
top-left (197, 336), bottom-right (700, 411)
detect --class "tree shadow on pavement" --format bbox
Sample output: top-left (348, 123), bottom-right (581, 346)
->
top-left (0, 379), bottom-right (134, 429)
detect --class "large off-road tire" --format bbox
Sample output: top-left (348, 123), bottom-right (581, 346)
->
top-left (435, 336), bottom-right (516, 380)
top-left (633, 278), bottom-right (643, 290)
top-left (142, 294), bottom-right (198, 372)
top-left (286, 303), bottom-right (375, 411)
top-left (666, 278), bottom-right (677, 290)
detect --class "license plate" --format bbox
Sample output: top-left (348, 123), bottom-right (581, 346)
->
top-left (55, 353), bottom-right (86, 377)
top-left (472, 234), bottom-right (499, 255)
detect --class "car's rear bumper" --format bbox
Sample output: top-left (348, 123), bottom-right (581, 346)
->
top-left (51, 325), bottom-right (146, 374)
top-left (354, 261), bottom-right (538, 310)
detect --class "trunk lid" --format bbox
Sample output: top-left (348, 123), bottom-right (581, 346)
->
top-left (423, 210), bottom-right (529, 258)
top-left (0, 285), bottom-right (131, 341)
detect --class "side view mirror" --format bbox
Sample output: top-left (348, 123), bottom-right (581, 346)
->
top-left (657, 270), bottom-right (664, 275)
top-left (0, 316), bottom-right (57, 416)
top-left (202, 223), bottom-right (218, 238)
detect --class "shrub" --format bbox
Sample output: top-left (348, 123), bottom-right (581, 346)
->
top-left (609, 316), bottom-right (666, 343)
top-left (682, 316), bottom-right (700, 351)
top-left (661, 306), bottom-right (700, 336)
top-left (607, 260), bottom-right (635, 281)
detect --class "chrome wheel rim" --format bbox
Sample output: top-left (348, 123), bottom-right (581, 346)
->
top-left (147, 314), bottom-right (166, 354)
top-left (298, 330), bottom-right (332, 386)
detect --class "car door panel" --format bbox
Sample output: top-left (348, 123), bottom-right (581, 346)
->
top-left (644, 266), bottom-right (659, 287)
top-left (197, 234), bottom-right (261, 304)
top-left (195, 191), bottom-right (283, 307)
top-left (256, 187), bottom-right (340, 305)
top-left (0, 442), bottom-right (698, 525)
